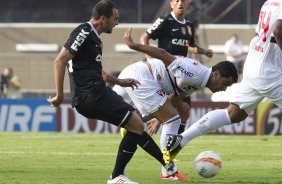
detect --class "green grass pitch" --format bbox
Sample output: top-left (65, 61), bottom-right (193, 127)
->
top-left (0, 133), bottom-right (282, 184)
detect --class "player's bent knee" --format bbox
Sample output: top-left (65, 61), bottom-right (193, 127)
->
top-left (125, 112), bottom-right (144, 135)
top-left (227, 104), bottom-right (248, 123)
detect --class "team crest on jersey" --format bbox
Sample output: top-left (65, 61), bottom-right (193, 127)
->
top-left (187, 26), bottom-right (192, 36)
top-left (181, 27), bottom-right (186, 35)
top-left (156, 89), bottom-right (165, 96)
top-left (95, 54), bottom-right (102, 63)
top-left (192, 61), bottom-right (198, 66)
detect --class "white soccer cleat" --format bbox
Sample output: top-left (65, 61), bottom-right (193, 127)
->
top-left (107, 175), bottom-right (139, 184)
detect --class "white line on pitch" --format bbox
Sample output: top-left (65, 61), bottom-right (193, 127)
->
top-left (0, 151), bottom-right (116, 156)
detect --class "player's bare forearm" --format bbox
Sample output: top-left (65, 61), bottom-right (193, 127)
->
top-left (48, 48), bottom-right (73, 107)
top-left (102, 70), bottom-right (140, 89)
top-left (124, 28), bottom-right (175, 66)
top-left (48, 59), bottom-right (66, 106)
top-left (102, 70), bottom-right (118, 84)
top-left (139, 32), bottom-right (152, 60)
top-left (189, 44), bottom-right (213, 58)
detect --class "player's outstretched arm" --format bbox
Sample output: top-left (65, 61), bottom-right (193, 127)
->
top-left (124, 28), bottom-right (176, 66)
top-left (274, 19), bottom-right (282, 50)
top-left (102, 70), bottom-right (140, 90)
top-left (48, 47), bottom-right (73, 107)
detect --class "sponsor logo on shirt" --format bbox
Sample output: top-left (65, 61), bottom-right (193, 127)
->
top-left (176, 65), bottom-right (193, 77)
top-left (147, 18), bottom-right (164, 34)
top-left (71, 29), bottom-right (90, 52)
top-left (172, 39), bottom-right (189, 46)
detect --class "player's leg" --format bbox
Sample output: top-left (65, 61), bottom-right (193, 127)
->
top-left (151, 98), bottom-right (180, 151)
top-left (150, 98), bottom-right (189, 180)
top-left (113, 62), bottom-right (188, 180)
top-left (112, 84), bottom-right (134, 137)
top-left (123, 81), bottom-right (188, 179)
top-left (163, 107), bottom-right (239, 164)
top-left (76, 86), bottom-right (169, 183)
top-left (176, 97), bottom-right (191, 134)
top-left (111, 111), bottom-right (168, 179)
top-left (179, 81), bottom-right (263, 145)
top-left (75, 87), bottom-right (138, 182)
top-left (164, 82), bottom-right (264, 163)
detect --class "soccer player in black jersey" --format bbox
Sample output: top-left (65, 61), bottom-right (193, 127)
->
top-left (47, 1), bottom-right (176, 183)
top-left (140, 0), bottom-right (213, 135)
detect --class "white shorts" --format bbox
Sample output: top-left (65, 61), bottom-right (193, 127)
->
top-left (229, 78), bottom-right (282, 114)
top-left (113, 61), bottom-right (168, 117)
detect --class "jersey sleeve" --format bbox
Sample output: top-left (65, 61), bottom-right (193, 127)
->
top-left (64, 24), bottom-right (91, 55)
top-left (188, 20), bottom-right (196, 45)
top-left (146, 16), bottom-right (167, 40)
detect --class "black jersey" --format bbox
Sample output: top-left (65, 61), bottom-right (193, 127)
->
top-left (64, 22), bottom-right (104, 107)
top-left (146, 12), bottom-right (195, 57)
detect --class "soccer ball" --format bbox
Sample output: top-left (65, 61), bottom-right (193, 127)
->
top-left (194, 151), bottom-right (222, 178)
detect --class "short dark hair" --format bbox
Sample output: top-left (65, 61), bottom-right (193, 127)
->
top-left (212, 61), bottom-right (238, 83)
top-left (92, 0), bottom-right (117, 19)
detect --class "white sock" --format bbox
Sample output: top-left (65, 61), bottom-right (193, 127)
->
top-left (160, 115), bottom-right (181, 151)
top-left (160, 115), bottom-right (181, 176)
top-left (180, 109), bottom-right (231, 147)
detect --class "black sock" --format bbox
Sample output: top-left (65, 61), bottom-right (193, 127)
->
top-left (136, 131), bottom-right (166, 166)
top-left (111, 131), bottom-right (137, 178)
top-left (178, 122), bottom-right (186, 134)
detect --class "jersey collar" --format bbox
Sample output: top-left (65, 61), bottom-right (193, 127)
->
top-left (170, 12), bottom-right (186, 24)
top-left (87, 21), bottom-right (101, 40)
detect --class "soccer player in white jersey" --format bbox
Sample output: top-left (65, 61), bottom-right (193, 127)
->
top-left (163, 0), bottom-right (282, 164)
top-left (113, 28), bottom-right (238, 176)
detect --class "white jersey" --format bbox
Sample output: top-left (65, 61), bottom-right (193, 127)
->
top-left (244, 0), bottom-right (282, 84)
top-left (113, 57), bottom-right (211, 116)
top-left (149, 57), bottom-right (211, 96)
top-left (228, 0), bottom-right (282, 114)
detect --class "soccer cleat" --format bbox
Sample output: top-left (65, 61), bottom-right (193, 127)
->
top-left (120, 127), bottom-right (127, 138)
top-left (163, 161), bottom-right (178, 175)
top-left (160, 172), bottom-right (189, 181)
top-left (163, 134), bottom-right (183, 164)
top-left (107, 175), bottom-right (139, 184)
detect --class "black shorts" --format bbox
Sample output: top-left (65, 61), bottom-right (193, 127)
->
top-left (182, 96), bottom-right (191, 106)
top-left (75, 86), bottom-right (135, 127)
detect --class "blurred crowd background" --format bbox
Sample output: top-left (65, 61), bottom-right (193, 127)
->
top-left (0, 0), bottom-right (264, 100)
top-left (1, 0), bottom-right (263, 24)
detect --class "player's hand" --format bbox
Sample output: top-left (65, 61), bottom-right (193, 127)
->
top-left (123, 28), bottom-right (135, 49)
top-left (47, 95), bottom-right (64, 107)
top-left (118, 78), bottom-right (140, 90)
top-left (147, 118), bottom-right (161, 135)
top-left (205, 49), bottom-right (213, 58)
